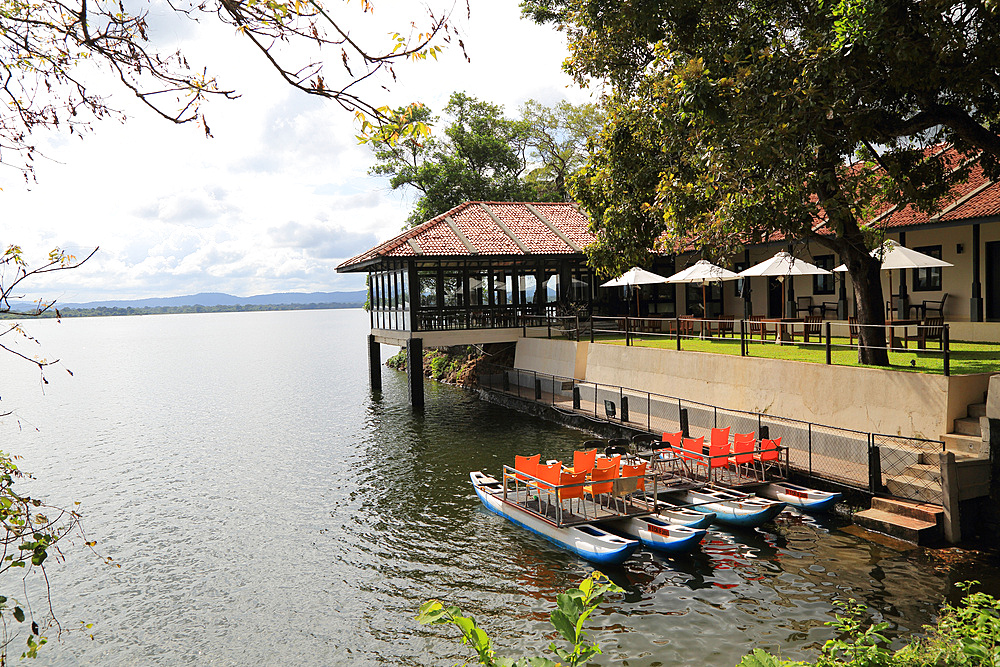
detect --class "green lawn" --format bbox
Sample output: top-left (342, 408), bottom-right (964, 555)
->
top-left (588, 333), bottom-right (1000, 375)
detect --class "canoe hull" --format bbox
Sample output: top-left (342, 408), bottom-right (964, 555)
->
top-left (656, 503), bottom-right (716, 529)
top-left (470, 472), bottom-right (639, 565)
top-left (610, 516), bottom-right (706, 555)
top-left (674, 489), bottom-right (786, 528)
top-left (760, 483), bottom-right (841, 513)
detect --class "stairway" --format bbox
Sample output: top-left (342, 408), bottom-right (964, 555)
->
top-left (854, 497), bottom-right (943, 545)
top-left (942, 399), bottom-right (990, 457)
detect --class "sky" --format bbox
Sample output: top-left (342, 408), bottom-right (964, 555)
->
top-left (3, 0), bottom-right (597, 303)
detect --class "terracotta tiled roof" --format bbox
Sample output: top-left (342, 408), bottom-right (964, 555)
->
top-left (336, 201), bottom-right (593, 272)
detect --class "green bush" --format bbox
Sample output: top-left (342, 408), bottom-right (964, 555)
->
top-left (737, 582), bottom-right (1000, 667)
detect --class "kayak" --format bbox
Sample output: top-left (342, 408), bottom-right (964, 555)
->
top-left (670, 487), bottom-right (786, 528)
top-left (608, 515), bottom-right (706, 555)
top-left (759, 482), bottom-right (841, 513)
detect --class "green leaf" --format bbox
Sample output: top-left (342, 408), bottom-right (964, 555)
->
top-left (13, 607), bottom-right (24, 623)
top-left (549, 609), bottom-right (577, 644)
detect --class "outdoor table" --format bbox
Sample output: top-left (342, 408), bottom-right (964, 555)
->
top-left (885, 318), bottom-right (921, 350)
top-left (761, 317), bottom-right (804, 343)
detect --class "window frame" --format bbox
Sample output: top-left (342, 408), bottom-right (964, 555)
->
top-left (912, 245), bottom-right (943, 292)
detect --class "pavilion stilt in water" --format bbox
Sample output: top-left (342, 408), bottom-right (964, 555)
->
top-left (406, 337), bottom-right (424, 409)
top-left (368, 334), bottom-right (382, 392)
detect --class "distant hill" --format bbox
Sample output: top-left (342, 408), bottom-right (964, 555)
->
top-left (47, 291), bottom-right (367, 309)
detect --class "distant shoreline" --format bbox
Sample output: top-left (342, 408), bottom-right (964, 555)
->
top-left (0, 302), bottom-right (365, 319)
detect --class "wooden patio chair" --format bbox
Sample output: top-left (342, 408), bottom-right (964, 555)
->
top-left (803, 315), bottom-right (824, 343)
top-left (708, 316), bottom-right (735, 338)
top-left (749, 316), bottom-right (776, 341)
top-left (795, 296), bottom-right (813, 317)
top-left (921, 293), bottom-right (948, 319)
top-left (848, 316), bottom-right (860, 345)
top-left (905, 317), bottom-right (944, 349)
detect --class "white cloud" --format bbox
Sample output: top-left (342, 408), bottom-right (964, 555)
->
top-left (1, 0), bottom-right (593, 303)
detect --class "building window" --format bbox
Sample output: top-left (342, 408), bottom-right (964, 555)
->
top-left (913, 246), bottom-right (943, 291)
top-left (812, 255), bottom-right (835, 295)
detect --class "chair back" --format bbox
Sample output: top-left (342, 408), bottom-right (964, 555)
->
top-left (707, 441), bottom-right (729, 469)
top-left (535, 461), bottom-right (562, 490)
top-left (616, 461), bottom-right (647, 495)
top-left (749, 315), bottom-right (763, 334)
top-left (710, 426), bottom-right (731, 451)
top-left (924, 317), bottom-right (944, 336)
top-left (572, 449), bottom-right (598, 474)
top-left (796, 296), bottom-right (812, 312)
top-left (732, 434), bottom-right (755, 463)
top-left (662, 431), bottom-right (683, 448)
top-left (848, 316), bottom-right (859, 335)
top-left (804, 315), bottom-right (823, 333)
top-left (557, 470), bottom-right (587, 501)
top-left (683, 436), bottom-right (705, 456)
top-left (514, 454), bottom-right (540, 481)
top-left (758, 438), bottom-right (781, 461)
top-left (588, 463), bottom-right (618, 495)
top-left (596, 454), bottom-right (621, 471)
top-left (719, 316), bottom-right (734, 333)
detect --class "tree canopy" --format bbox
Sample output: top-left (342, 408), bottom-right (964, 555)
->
top-left (526, 0), bottom-right (1000, 364)
top-left (0, 0), bottom-right (460, 177)
top-left (370, 93), bottom-right (601, 227)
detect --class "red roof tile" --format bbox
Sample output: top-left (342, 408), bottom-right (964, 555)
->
top-left (337, 202), bottom-right (593, 272)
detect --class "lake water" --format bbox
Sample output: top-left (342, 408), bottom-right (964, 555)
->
top-left (0, 309), bottom-right (996, 666)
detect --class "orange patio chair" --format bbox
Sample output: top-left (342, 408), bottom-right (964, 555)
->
top-left (512, 454), bottom-right (540, 484)
top-left (617, 461), bottom-right (648, 495)
top-left (755, 437), bottom-right (783, 477)
top-left (729, 433), bottom-right (756, 481)
top-left (557, 469), bottom-right (588, 518)
top-left (662, 431), bottom-right (683, 449)
top-left (585, 461), bottom-right (619, 510)
top-left (533, 461), bottom-right (563, 507)
top-left (681, 436), bottom-right (706, 463)
top-left (569, 449), bottom-right (598, 474)
top-left (710, 426), bottom-right (731, 450)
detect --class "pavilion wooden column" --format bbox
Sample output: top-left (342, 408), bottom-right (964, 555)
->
top-left (407, 337), bottom-right (424, 409)
top-left (368, 335), bottom-right (382, 392)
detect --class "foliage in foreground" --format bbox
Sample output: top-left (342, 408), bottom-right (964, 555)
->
top-left (738, 582), bottom-right (1000, 667)
top-left (417, 571), bottom-right (623, 666)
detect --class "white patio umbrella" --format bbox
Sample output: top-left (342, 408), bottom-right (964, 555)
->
top-left (600, 267), bottom-right (670, 316)
top-left (738, 251), bottom-right (831, 317)
top-left (833, 240), bottom-right (953, 317)
top-left (665, 260), bottom-right (739, 316)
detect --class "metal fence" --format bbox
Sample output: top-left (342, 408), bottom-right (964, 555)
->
top-left (587, 315), bottom-right (954, 375)
top-left (476, 363), bottom-right (945, 503)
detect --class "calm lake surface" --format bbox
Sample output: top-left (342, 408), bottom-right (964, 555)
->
top-left (1, 309), bottom-right (997, 666)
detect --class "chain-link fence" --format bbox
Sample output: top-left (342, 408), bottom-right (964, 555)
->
top-left (476, 363), bottom-right (945, 502)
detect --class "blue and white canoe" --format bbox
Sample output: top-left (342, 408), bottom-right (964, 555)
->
top-left (609, 515), bottom-right (706, 555)
top-left (654, 501), bottom-right (716, 529)
top-left (470, 471), bottom-right (639, 565)
top-left (671, 487), bottom-right (786, 528)
top-left (759, 482), bottom-right (841, 512)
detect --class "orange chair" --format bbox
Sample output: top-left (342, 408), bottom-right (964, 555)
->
top-left (662, 431), bottom-right (683, 448)
top-left (681, 436), bottom-right (706, 462)
top-left (585, 463), bottom-right (619, 510)
top-left (618, 461), bottom-right (647, 494)
top-left (513, 454), bottom-right (540, 483)
top-left (570, 449), bottom-right (598, 474)
top-left (755, 437), bottom-right (783, 476)
top-left (710, 426), bottom-right (731, 451)
top-left (533, 461), bottom-right (563, 505)
top-left (595, 454), bottom-right (621, 472)
top-left (729, 433), bottom-right (756, 481)
top-left (701, 440), bottom-right (730, 482)
top-left (557, 469), bottom-right (588, 518)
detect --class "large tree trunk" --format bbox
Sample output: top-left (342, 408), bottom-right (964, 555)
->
top-left (842, 243), bottom-right (889, 366)
top-left (813, 153), bottom-right (890, 366)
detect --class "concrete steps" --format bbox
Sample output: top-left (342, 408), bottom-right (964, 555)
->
top-left (942, 433), bottom-right (989, 457)
top-left (854, 497), bottom-right (943, 545)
